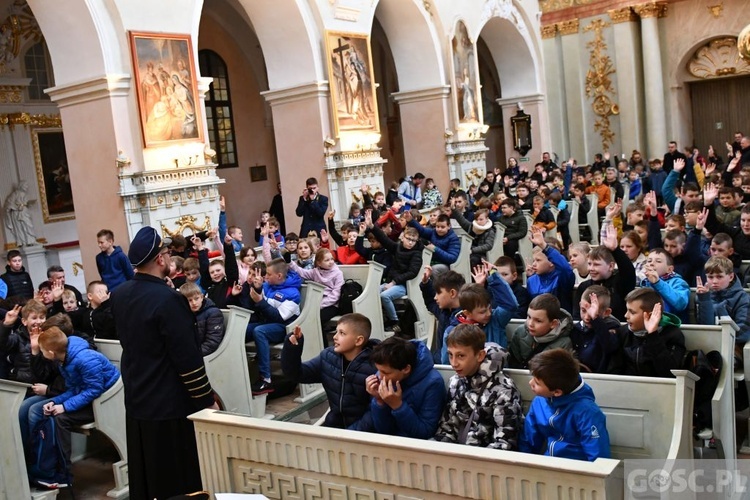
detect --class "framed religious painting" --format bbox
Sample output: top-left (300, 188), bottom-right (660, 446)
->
top-left (32, 128), bottom-right (75, 222)
top-left (451, 20), bottom-right (482, 124)
top-left (324, 31), bottom-right (380, 137)
top-left (129, 32), bottom-right (203, 146)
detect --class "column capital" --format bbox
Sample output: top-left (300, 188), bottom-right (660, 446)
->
top-left (634, 2), bottom-right (668, 19)
top-left (391, 85), bottom-right (450, 105)
top-left (541, 24), bottom-right (558, 39)
top-left (557, 19), bottom-right (580, 36)
top-left (45, 74), bottom-right (131, 108)
top-left (260, 81), bottom-right (329, 107)
top-left (608, 7), bottom-right (638, 23)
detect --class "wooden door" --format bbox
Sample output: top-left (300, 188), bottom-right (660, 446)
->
top-left (690, 75), bottom-right (750, 156)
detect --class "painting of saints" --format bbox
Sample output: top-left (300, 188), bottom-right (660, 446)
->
top-left (130, 33), bottom-right (203, 145)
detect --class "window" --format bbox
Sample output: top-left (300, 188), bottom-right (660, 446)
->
top-left (24, 42), bottom-right (53, 101)
top-left (198, 50), bottom-right (237, 168)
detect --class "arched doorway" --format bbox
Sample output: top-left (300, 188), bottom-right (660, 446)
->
top-left (477, 37), bottom-right (505, 170)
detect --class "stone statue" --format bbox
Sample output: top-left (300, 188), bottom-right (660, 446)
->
top-left (4, 181), bottom-right (37, 246)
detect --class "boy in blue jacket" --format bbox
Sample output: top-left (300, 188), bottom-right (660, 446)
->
top-left (366, 337), bottom-right (445, 439)
top-left (526, 226), bottom-right (575, 313)
top-left (95, 229), bottom-right (134, 291)
top-left (281, 313), bottom-right (377, 431)
top-left (405, 212), bottom-right (460, 273)
top-left (439, 262), bottom-right (518, 363)
top-left (519, 348), bottom-right (610, 461)
top-left (25, 326), bottom-right (120, 487)
top-left (639, 248), bottom-right (690, 322)
top-left (697, 256), bottom-right (750, 346)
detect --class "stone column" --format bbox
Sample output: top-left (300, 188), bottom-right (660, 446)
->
top-left (262, 81), bottom-right (331, 234)
top-left (634, 2), bottom-right (668, 159)
top-left (608, 7), bottom-right (646, 156)
top-left (392, 86), bottom-right (452, 193)
top-left (558, 19), bottom-right (590, 162)
top-left (540, 24), bottom-right (570, 161)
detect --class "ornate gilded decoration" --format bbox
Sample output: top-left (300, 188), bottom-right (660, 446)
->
top-left (557, 19), bottom-right (579, 35)
top-left (71, 262), bottom-right (83, 277)
top-left (422, 1), bottom-right (432, 16)
top-left (688, 37), bottom-right (750, 78)
top-left (740, 25), bottom-right (750, 61)
top-left (584, 19), bottom-right (619, 151)
top-left (0, 1), bottom-right (42, 75)
top-left (0, 112), bottom-right (61, 129)
top-left (464, 168), bottom-right (484, 188)
top-left (608, 7), bottom-right (638, 23)
top-left (539, 0), bottom-right (594, 14)
top-left (160, 215), bottom-right (212, 238)
top-left (541, 25), bottom-right (558, 39)
top-left (708, 3), bottom-right (723, 17)
top-left (0, 84), bottom-right (23, 102)
top-left (634, 2), bottom-right (668, 19)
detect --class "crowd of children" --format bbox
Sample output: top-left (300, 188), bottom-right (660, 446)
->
top-left (3, 136), bottom-right (750, 490)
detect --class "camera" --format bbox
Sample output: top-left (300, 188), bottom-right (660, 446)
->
top-left (307, 188), bottom-right (314, 195)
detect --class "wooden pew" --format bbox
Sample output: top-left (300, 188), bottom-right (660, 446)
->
top-left (335, 263), bottom-right (385, 340)
top-left (203, 306), bottom-right (262, 416)
top-left (450, 232), bottom-right (473, 282)
top-left (486, 221), bottom-right (505, 264)
top-left (0, 380), bottom-right (59, 500)
top-left (189, 368), bottom-right (697, 499)
top-left (505, 317), bottom-right (738, 467)
top-left (404, 247), bottom-right (436, 348)
top-left (569, 199), bottom-right (581, 243)
top-left (285, 282), bottom-right (325, 404)
top-left (585, 193), bottom-right (600, 245)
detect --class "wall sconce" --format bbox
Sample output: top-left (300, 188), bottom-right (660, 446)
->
top-left (511, 109), bottom-right (532, 157)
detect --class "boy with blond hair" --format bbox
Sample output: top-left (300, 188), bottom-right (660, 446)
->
top-left (179, 282), bottom-right (225, 356)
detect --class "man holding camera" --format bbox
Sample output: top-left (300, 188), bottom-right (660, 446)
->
top-left (295, 177), bottom-right (329, 238)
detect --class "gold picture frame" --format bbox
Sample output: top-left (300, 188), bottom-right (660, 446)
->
top-left (324, 31), bottom-right (380, 137)
top-left (32, 127), bottom-right (75, 223)
top-left (129, 31), bottom-right (203, 147)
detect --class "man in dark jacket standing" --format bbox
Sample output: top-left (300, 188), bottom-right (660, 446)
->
top-left (110, 226), bottom-right (218, 500)
top-left (295, 177), bottom-right (328, 238)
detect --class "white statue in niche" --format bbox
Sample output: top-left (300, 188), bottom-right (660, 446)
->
top-left (4, 181), bottom-right (37, 246)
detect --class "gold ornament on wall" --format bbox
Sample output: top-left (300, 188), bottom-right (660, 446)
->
top-left (539, 0), bottom-right (594, 14)
top-left (160, 215), bottom-right (212, 238)
top-left (584, 19), bottom-right (619, 152)
top-left (688, 37), bottom-right (750, 78)
top-left (740, 26), bottom-right (750, 61)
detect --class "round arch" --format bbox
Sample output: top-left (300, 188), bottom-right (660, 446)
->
top-left (370, 0), bottom-right (446, 91)
top-left (232, 0), bottom-right (322, 89)
top-left (477, 14), bottom-right (540, 98)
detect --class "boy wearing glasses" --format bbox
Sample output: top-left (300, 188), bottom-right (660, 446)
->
top-left (365, 210), bottom-right (424, 332)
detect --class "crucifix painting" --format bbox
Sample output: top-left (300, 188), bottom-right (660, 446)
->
top-left (325, 31), bottom-right (379, 137)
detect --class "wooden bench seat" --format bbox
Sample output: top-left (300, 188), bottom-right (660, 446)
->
top-left (329, 262), bottom-right (385, 339)
top-left (189, 367), bottom-right (697, 499)
top-left (504, 316), bottom-right (738, 468)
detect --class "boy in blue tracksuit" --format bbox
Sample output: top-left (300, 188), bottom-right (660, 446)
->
top-left (526, 227), bottom-right (575, 313)
top-left (406, 213), bottom-right (460, 272)
top-left (520, 348), bottom-right (610, 461)
top-left (366, 337), bottom-right (445, 439)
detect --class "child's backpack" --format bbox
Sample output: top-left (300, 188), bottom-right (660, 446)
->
top-left (682, 349), bottom-right (722, 433)
top-left (338, 279), bottom-right (363, 315)
top-left (28, 415), bottom-right (71, 489)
